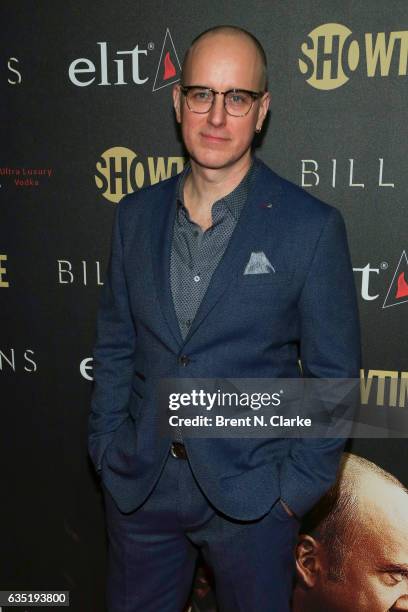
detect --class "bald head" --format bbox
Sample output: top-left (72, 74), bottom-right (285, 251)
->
top-left (294, 458), bottom-right (408, 612)
top-left (300, 452), bottom-right (408, 581)
top-left (181, 25), bottom-right (268, 91)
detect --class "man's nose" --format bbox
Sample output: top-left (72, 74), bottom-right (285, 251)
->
top-left (207, 93), bottom-right (227, 126)
top-left (392, 595), bottom-right (408, 611)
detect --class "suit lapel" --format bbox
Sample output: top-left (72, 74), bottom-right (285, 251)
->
top-left (150, 158), bottom-right (285, 349)
top-left (150, 174), bottom-right (184, 349)
top-left (183, 159), bottom-right (284, 343)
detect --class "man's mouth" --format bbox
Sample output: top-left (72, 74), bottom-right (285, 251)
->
top-left (200, 133), bottom-right (229, 143)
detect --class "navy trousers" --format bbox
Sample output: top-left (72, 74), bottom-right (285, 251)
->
top-left (102, 450), bottom-right (300, 612)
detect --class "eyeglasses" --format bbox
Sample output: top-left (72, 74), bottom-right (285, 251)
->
top-left (180, 85), bottom-right (264, 117)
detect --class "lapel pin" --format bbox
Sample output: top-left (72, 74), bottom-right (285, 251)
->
top-left (260, 202), bottom-right (273, 209)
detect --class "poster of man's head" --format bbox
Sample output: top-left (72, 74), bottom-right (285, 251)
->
top-left (189, 452), bottom-right (408, 611)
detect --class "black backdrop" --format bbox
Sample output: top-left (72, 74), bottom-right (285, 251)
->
top-left (2, 2), bottom-right (408, 610)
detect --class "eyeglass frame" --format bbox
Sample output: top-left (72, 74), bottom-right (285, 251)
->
top-left (179, 84), bottom-right (266, 117)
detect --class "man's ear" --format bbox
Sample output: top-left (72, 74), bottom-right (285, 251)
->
top-left (295, 534), bottom-right (323, 588)
top-left (255, 91), bottom-right (270, 132)
top-left (173, 83), bottom-right (182, 123)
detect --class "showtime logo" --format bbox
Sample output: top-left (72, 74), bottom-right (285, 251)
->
top-left (354, 251), bottom-right (408, 308)
top-left (299, 23), bottom-right (408, 90)
top-left (361, 369), bottom-right (408, 408)
top-left (68, 28), bottom-right (180, 91)
top-left (95, 146), bottom-right (185, 203)
top-left (0, 254), bottom-right (9, 287)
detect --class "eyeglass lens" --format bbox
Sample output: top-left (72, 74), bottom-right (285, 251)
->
top-left (185, 87), bottom-right (254, 116)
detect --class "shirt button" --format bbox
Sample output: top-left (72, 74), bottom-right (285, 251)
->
top-left (194, 275), bottom-right (200, 282)
top-left (185, 319), bottom-right (192, 327)
top-left (179, 355), bottom-right (190, 366)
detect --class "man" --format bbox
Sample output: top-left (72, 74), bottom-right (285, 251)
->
top-left (88, 25), bottom-right (361, 611)
top-left (293, 453), bottom-right (408, 612)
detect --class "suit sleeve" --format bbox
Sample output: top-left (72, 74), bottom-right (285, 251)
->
top-left (87, 195), bottom-right (137, 473)
top-left (279, 207), bottom-right (361, 517)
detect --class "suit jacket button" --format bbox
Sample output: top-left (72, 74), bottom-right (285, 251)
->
top-left (179, 355), bottom-right (190, 366)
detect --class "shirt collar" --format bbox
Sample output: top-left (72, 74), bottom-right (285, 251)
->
top-left (175, 157), bottom-right (256, 222)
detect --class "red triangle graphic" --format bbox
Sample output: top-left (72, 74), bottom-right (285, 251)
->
top-left (152, 28), bottom-right (181, 92)
top-left (383, 250), bottom-right (408, 309)
top-left (163, 51), bottom-right (176, 80)
top-left (396, 271), bottom-right (408, 298)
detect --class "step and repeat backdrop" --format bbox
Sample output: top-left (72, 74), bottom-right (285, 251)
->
top-left (2, 2), bottom-right (408, 610)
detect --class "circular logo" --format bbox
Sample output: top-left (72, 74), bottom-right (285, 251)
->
top-left (95, 146), bottom-right (144, 204)
top-left (299, 23), bottom-right (359, 90)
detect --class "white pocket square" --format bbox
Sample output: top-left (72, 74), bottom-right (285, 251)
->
top-left (243, 251), bottom-right (276, 275)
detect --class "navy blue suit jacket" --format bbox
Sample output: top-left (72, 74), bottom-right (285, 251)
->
top-left (88, 157), bottom-right (361, 520)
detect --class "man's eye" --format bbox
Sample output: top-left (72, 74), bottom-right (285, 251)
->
top-left (227, 92), bottom-right (251, 106)
top-left (193, 90), bottom-right (211, 100)
top-left (386, 572), bottom-right (405, 584)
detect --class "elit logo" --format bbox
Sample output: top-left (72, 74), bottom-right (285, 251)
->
top-left (354, 251), bottom-right (408, 309)
top-left (383, 251), bottom-right (408, 309)
top-left (68, 28), bottom-right (181, 90)
top-left (152, 28), bottom-right (181, 91)
top-left (95, 147), bottom-right (185, 203)
top-left (299, 23), bottom-right (408, 90)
